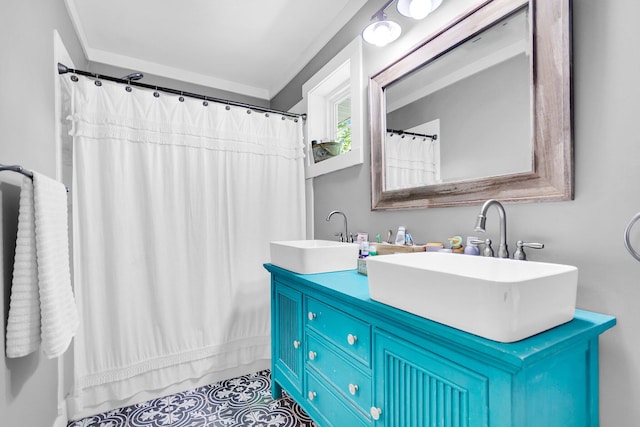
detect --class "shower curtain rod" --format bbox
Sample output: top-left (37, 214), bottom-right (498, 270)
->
top-left (57, 63), bottom-right (306, 121)
top-left (387, 128), bottom-right (438, 141)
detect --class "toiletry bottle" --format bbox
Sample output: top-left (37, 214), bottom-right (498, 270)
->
top-left (448, 235), bottom-right (463, 253)
top-left (395, 226), bottom-right (406, 245)
top-left (405, 232), bottom-right (414, 246)
top-left (357, 232), bottom-right (369, 257)
top-left (464, 236), bottom-right (480, 255)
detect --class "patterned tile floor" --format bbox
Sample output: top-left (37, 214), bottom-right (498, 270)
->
top-left (67, 370), bottom-right (316, 427)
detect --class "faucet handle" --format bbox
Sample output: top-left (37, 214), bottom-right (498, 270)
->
top-left (334, 232), bottom-right (344, 242)
top-left (513, 240), bottom-right (544, 261)
top-left (481, 238), bottom-right (494, 257)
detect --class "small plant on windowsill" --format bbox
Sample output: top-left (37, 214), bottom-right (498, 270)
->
top-left (337, 118), bottom-right (352, 154)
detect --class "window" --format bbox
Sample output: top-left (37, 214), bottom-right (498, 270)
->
top-left (303, 37), bottom-right (363, 178)
top-left (328, 85), bottom-right (351, 155)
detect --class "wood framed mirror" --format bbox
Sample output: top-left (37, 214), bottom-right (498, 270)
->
top-left (370, 0), bottom-right (572, 209)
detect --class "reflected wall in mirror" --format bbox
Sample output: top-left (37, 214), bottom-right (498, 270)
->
top-left (385, 8), bottom-right (529, 190)
top-left (370, 0), bottom-right (573, 209)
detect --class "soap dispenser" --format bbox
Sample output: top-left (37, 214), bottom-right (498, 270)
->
top-left (464, 237), bottom-right (481, 256)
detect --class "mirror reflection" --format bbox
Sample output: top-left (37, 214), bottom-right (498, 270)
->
top-left (384, 8), bottom-right (530, 191)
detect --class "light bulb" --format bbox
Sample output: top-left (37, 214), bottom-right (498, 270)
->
top-left (373, 23), bottom-right (392, 43)
top-left (397, 0), bottom-right (442, 20)
top-left (362, 19), bottom-right (402, 46)
top-left (409, 0), bottom-right (433, 19)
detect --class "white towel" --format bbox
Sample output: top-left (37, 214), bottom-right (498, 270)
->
top-left (6, 173), bottom-right (79, 358)
top-left (5, 177), bottom-right (40, 357)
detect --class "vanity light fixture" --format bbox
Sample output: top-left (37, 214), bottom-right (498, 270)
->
top-left (396, 0), bottom-right (443, 20)
top-left (362, 1), bottom-right (402, 47)
top-left (362, 0), bottom-right (443, 46)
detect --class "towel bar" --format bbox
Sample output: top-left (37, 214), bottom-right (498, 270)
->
top-left (0, 164), bottom-right (34, 178)
top-left (624, 212), bottom-right (640, 262)
top-left (0, 164), bottom-right (70, 192)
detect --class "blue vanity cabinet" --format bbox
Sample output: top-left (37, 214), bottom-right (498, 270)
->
top-left (265, 264), bottom-right (616, 427)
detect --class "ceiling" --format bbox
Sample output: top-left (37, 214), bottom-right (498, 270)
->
top-left (64, 0), bottom-right (368, 100)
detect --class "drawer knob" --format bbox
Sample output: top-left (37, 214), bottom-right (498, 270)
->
top-left (308, 312), bottom-right (317, 321)
top-left (308, 350), bottom-right (317, 360)
top-left (308, 391), bottom-right (317, 401)
top-left (347, 334), bottom-right (358, 345)
top-left (293, 340), bottom-right (301, 349)
top-left (348, 383), bottom-right (359, 395)
top-left (370, 406), bottom-right (382, 421)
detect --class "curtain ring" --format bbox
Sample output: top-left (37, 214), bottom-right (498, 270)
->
top-left (225, 105), bottom-right (231, 111)
top-left (94, 80), bottom-right (102, 87)
top-left (203, 101), bottom-right (209, 107)
top-left (70, 75), bottom-right (78, 82)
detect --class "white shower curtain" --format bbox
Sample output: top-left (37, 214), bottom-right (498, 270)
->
top-left (63, 76), bottom-right (305, 413)
top-left (384, 134), bottom-right (440, 191)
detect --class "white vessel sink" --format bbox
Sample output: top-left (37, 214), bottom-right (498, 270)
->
top-left (270, 240), bottom-right (359, 274)
top-left (366, 252), bottom-right (578, 342)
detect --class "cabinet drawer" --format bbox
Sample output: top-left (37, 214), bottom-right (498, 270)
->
top-left (307, 332), bottom-right (372, 416)
top-left (306, 370), bottom-right (370, 427)
top-left (306, 297), bottom-right (371, 364)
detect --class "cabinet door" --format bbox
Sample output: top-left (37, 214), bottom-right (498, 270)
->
top-left (372, 332), bottom-right (489, 427)
top-left (272, 281), bottom-right (304, 397)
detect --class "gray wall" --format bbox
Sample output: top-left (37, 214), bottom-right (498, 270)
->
top-left (0, 1), bottom-right (86, 426)
top-left (387, 54), bottom-right (530, 181)
top-left (274, 0), bottom-right (640, 425)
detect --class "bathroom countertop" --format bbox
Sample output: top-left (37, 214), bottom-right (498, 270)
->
top-left (264, 263), bottom-right (617, 370)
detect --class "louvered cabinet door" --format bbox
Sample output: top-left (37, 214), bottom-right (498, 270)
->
top-left (372, 331), bottom-right (489, 427)
top-left (272, 281), bottom-right (304, 399)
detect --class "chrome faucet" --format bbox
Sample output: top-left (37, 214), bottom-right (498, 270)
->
top-left (474, 199), bottom-right (509, 258)
top-left (326, 210), bottom-right (350, 243)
